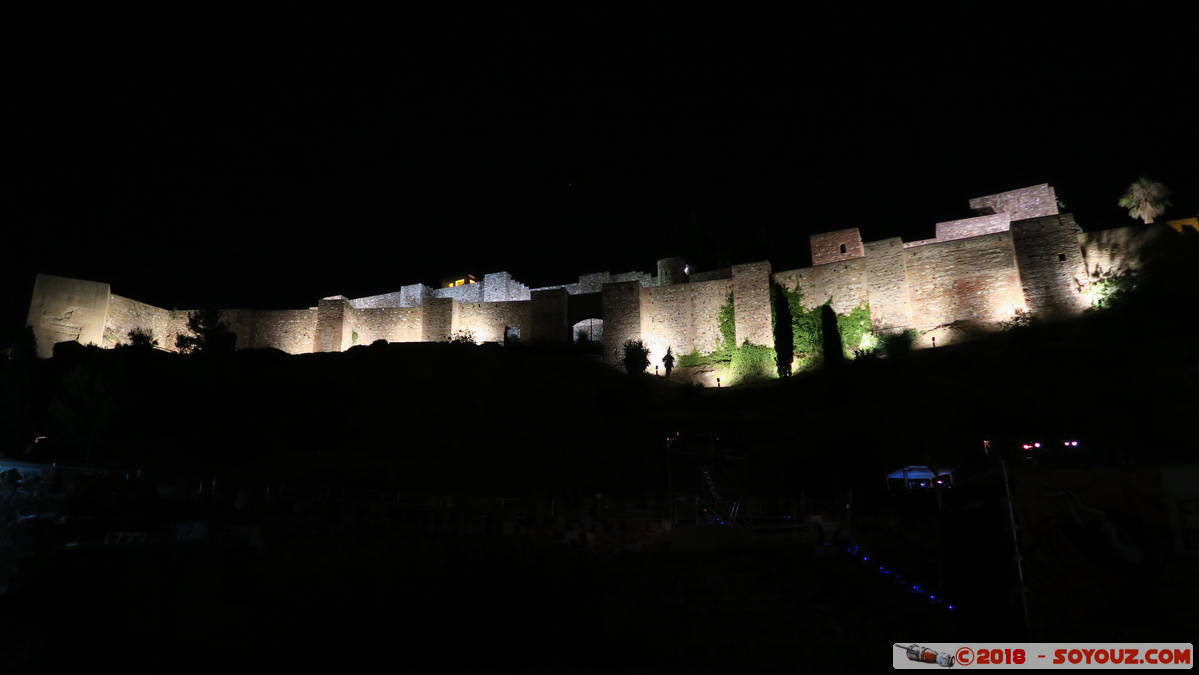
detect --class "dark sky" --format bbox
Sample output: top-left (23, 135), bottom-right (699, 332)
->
top-left (6, 4), bottom-right (1197, 337)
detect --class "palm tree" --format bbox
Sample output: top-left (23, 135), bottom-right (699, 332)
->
top-left (1118, 178), bottom-right (1171, 224)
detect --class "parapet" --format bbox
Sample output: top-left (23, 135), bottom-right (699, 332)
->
top-left (933, 213), bottom-right (1012, 243)
top-left (810, 228), bottom-right (865, 266)
top-left (968, 184), bottom-right (1059, 221)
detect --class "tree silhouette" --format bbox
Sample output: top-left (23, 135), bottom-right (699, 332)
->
top-left (820, 304), bottom-right (844, 369)
top-left (621, 339), bottom-right (650, 376)
top-left (175, 309), bottom-right (236, 355)
top-left (771, 281), bottom-right (794, 377)
top-left (117, 327), bottom-right (158, 350)
top-left (1118, 177), bottom-right (1171, 224)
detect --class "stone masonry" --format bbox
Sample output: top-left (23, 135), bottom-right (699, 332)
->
top-left (27, 184), bottom-right (1154, 378)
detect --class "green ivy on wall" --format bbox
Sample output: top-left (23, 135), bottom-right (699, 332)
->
top-left (774, 284), bottom-right (873, 371)
top-left (676, 292), bottom-right (777, 384)
top-left (676, 287), bottom-right (874, 384)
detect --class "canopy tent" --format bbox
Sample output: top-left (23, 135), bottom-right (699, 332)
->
top-left (886, 465), bottom-right (954, 491)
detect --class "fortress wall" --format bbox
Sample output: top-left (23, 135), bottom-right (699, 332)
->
top-left (576, 272), bottom-right (612, 293)
top-left (810, 228), bottom-right (865, 266)
top-left (631, 277), bottom-right (733, 367)
top-left (315, 298), bottom-right (352, 352)
top-left (103, 293), bottom-right (174, 349)
top-left (1079, 224), bottom-right (1166, 279)
top-left (350, 307), bottom-right (421, 345)
top-left (968, 183), bottom-right (1059, 221)
top-left (732, 262), bottom-right (773, 347)
top-left (529, 289), bottom-right (568, 342)
top-left (656, 257), bottom-right (687, 287)
top-left (902, 237), bottom-right (941, 249)
top-left (221, 309), bottom-right (257, 351)
top-left (904, 231), bottom-right (1026, 333)
top-left (864, 237), bottom-right (913, 331)
top-left (1011, 213), bottom-right (1090, 317)
top-left (350, 289), bottom-right (410, 309)
top-left (252, 309), bottom-right (318, 353)
top-left (432, 283), bottom-right (484, 303)
top-left (640, 283), bottom-right (694, 367)
top-left (421, 297), bottom-right (457, 342)
top-left (165, 311), bottom-right (194, 349)
top-left (601, 281), bottom-right (643, 364)
top-left (27, 274), bottom-right (111, 357)
top-left (689, 267), bottom-right (731, 282)
top-left (772, 258), bottom-right (869, 314)
top-left (934, 213), bottom-right (1011, 242)
top-left (458, 300), bottom-right (531, 343)
top-left (611, 271), bottom-right (654, 286)
top-left (483, 272), bottom-right (532, 302)
top-left (689, 279), bottom-right (734, 354)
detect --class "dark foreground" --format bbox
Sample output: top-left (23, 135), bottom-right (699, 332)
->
top-left (2, 530), bottom-right (967, 674)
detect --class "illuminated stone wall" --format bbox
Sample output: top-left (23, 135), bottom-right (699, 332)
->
top-left (810, 228), bottom-right (865, 266)
top-left (640, 283), bottom-right (692, 367)
top-left (27, 274), bottom-right (111, 357)
top-left (904, 231), bottom-right (1026, 338)
top-left (771, 258), bottom-right (869, 314)
top-left (1010, 213), bottom-right (1090, 317)
top-left (350, 283), bottom-right (429, 309)
top-left (252, 309), bottom-right (318, 353)
top-left (933, 213), bottom-right (1012, 243)
top-left (457, 299), bottom-right (531, 343)
top-left (731, 262), bottom-right (772, 347)
top-left (688, 279), bottom-right (734, 355)
top-left (350, 307), bottom-right (421, 345)
top-left (481, 272), bottom-right (532, 303)
top-left (431, 282), bottom-right (484, 303)
top-left (315, 298), bottom-right (352, 353)
top-left (102, 293), bottom-right (175, 349)
top-left (421, 297), bottom-right (457, 342)
top-left (601, 281), bottom-right (643, 364)
top-left (29, 184), bottom-right (1164, 366)
top-left (968, 183), bottom-right (1059, 221)
top-left (863, 238), bottom-right (913, 331)
top-left (637, 278), bottom-right (733, 369)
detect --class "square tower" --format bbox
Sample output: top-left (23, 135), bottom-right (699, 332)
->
top-left (810, 228), bottom-right (865, 266)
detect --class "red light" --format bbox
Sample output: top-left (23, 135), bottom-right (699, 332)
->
top-left (1034, 442), bottom-right (1041, 448)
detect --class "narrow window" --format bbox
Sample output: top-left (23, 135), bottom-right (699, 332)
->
top-left (1057, 253), bottom-right (1066, 262)
top-left (840, 243), bottom-right (847, 255)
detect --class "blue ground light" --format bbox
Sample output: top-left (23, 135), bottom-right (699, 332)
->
top-left (846, 544), bottom-right (957, 612)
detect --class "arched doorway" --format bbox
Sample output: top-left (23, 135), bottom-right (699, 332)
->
top-left (572, 318), bottom-right (603, 344)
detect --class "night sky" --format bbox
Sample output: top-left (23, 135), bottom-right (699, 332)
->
top-left (6, 5), bottom-right (1196, 338)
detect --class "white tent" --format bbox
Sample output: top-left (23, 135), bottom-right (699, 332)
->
top-left (886, 465), bottom-right (954, 491)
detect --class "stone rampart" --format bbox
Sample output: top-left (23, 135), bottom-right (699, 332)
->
top-left (1010, 213), bottom-right (1090, 317)
top-left (601, 281), bottom-right (643, 364)
top-left (103, 293), bottom-right (175, 349)
top-left (731, 262), bottom-right (772, 347)
top-left (351, 307), bottom-right (421, 345)
top-left (27, 274), bottom-right (110, 357)
top-left (458, 299), bottom-right (532, 343)
top-left (252, 309), bottom-right (318, 353)
top-left (810, 228), bottom-right (865, 266)
top-left (968, 183), bottom-right (1059, 221)
top-left (904, 231), bottom-right (1026, 334)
